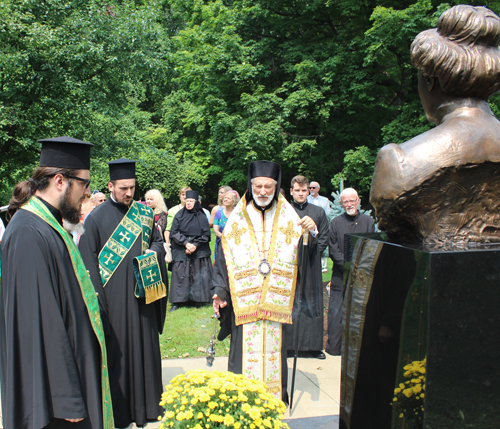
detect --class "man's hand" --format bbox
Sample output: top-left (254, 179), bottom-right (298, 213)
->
top-left (65, 418), bottom-right (84, 423)
top-left (186, 243), bottom-right (197, 254)
top-left (212, 294), bottom-right (227, 317)
top-left (145, 249), bottom-right (156, 254)
top-left (297, 216), bottom-right (316, 231)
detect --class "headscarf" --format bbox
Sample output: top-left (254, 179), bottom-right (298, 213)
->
top-left (173, 190), bottom-right (211, 237)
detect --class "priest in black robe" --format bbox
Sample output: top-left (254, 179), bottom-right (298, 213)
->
top-left (0, 137), bottom-right (113, 428)
top-left (285, 175), bottom-right (329, 359)
top-left (212, 161), bottom-right (319, 403)
top-left (326, 188), bottom-right (375, 355)
top-left (79, 159), bottom-right (168, 428)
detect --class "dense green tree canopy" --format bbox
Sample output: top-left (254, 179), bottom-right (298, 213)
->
top-left (2, 0), bottom-right (500, 212)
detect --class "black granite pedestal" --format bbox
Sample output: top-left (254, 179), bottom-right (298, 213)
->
top-left (339, 233), bottom-right (500, 429)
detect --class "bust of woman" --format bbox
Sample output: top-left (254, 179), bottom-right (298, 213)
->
top-left (370, 5), bottom-right (500, 245)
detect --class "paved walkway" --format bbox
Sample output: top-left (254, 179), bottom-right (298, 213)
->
top-left (0, 355), bottom-right (340, 429)
top-left (148, 354), bottom-right (341, 429)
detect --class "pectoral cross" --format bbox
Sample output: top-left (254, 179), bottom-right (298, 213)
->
top-left (227, 222), bottom-right (247, 246)
top-left (119, 231), bottom-right (130, 242)
top-left (146, 269), bottom-right (157, 282)
top-left (104, 254), bottom-right (115, 265)
top-left (279, 220), bottom-right (300, 245)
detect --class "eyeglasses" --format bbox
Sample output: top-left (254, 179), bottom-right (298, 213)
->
top-left (64, 174), bottom-right (91, 189)
top-left (341, 199), bottom-right (358, 205)
top-left (309, 186), bottom-right (318, 189)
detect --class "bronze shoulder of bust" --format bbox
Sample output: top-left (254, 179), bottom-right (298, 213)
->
top-left (370, 5), bottom-right (500, 245)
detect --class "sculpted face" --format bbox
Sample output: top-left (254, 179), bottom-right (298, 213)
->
top-left (290, 183), bottom-right (309, 204)
top-left (252, 177), bottom-right (276, 207)
top-left (109, 178), bottom-right (135, 206)
top-left (341, 190), bottom-right (360, 216)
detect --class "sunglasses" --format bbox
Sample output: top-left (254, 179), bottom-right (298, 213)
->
top-left (64, 174), bottom-right (91, 189)
top-left (309, 186), bottom-right (318, 189)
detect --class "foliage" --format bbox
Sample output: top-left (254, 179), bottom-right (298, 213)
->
top-left (158, 369), bottom-right (289, 429)
top-left (331, 146), bottom-right (377, 195)
top-left (393, 357), bottom-right (426, 426)
top-left (4, 0), bottom-right (500, 208)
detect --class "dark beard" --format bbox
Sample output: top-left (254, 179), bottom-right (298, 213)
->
top-left (59, 182), bottom-right (81, 224)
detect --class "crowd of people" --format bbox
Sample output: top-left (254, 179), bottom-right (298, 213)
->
top-left (0, 138), bottom-right (375, 427)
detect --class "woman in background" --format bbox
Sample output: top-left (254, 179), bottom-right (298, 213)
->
top-left (165, 186), bottom-right (191, 242)
top-left (209, 185), bottom-right (232, 227)
top-left (145, 189), bottom-right (168, 242)
top-left (213, 190), bottom-right (239, 261)
top-left (169, 190), bottom-right (212, 311)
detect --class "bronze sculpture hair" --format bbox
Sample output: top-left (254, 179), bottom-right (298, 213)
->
top-left (411, 5), bottom-right (500, 99)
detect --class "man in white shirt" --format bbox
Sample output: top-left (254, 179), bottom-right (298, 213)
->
top-left (307, 181), bottom-right (331, 271)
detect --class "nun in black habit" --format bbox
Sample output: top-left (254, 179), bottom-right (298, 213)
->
top-left (169, 190), bottom-right (212, 310)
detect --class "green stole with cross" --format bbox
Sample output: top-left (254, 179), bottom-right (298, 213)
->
top-left (21, 197), bottom-right (114, 429)
top-left (98, 201), bottom-right (154, 287)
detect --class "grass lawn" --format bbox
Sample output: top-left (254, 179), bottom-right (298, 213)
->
top-left (160, 230), bottom-right (333, 359)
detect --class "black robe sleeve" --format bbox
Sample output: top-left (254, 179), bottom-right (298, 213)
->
top-left (329, 218), bottom-right (345, 273)
top-left (1, 221), bottom-right (90, 428)
top-left (79, 211), bottom-right (112, 336)
top-left (211, 249), bottom-right (234, 341)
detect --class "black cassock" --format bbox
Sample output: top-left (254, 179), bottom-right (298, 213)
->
top-left (79, 199), bottom-right (168, 428)
top-left (326, 212), bottom-right (375, 355)
top-left (284, 201), bottom-right (329, 352)
top-left (0, 202), bottom-right (104, 429)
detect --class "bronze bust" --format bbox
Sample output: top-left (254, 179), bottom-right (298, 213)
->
top-left (370, 5), bottom-right (500, 245)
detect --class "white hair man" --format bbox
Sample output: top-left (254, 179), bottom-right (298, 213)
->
top-left (212, 161), bottom-right (317, 403)
top-left (326, 187), bottom-right (375, 355)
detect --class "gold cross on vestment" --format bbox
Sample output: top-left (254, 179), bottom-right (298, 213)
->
top-left (227, 222), bottom-right (247, 246)
top-left (146, 269), bottom-right (157, 282)
top-left (248, 356), bottom-right (259, 365)
top-left (132, 212), bottom-right (141, 222)
top-left (119, 231), bottom-right (131, 242)
top-left (268, 354), bottom-right (277, 364)
top-left (279, 220), bottom-right (300, 245)
top-left (104, 254), bottom-right (115, 265)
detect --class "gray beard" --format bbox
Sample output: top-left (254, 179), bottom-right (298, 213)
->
top-left (63, 219), bottom-right (85, 236)
top-left (253, 192), bottom-right (275, 207)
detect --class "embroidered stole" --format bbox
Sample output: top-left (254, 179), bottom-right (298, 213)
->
top-left (222, 194), bottom-right (302, 398)
top-left (22, 197), bottom-right (114, 429)
top-left (98, 201), bottom-right (154, 287)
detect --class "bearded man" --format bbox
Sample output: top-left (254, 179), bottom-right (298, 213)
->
top-left (326, 187), bottom-right (375, 355)
top-left (0, 136), bottom-right (113, 429)
top-left (79, 159), bottom-right (167, 428)
top-left (212, 161), bottom-right (318, 402)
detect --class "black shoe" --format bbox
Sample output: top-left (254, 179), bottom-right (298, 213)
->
top-left (311, 350), bottom-right (326, 359)
top-left (169, 305), bottom-right (179, 312)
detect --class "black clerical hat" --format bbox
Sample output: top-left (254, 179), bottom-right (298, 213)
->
top-left (246, 160), bottom-right (282, 203)
top-left (107, 158), bottom-right (136, 180)
top-left (38, 136), bottom-right (93, 170)
top-left (185, 190), bottom-right (199, 200)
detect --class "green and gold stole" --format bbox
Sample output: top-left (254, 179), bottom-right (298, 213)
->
top-left (98, 201), bottom-right (153, 287)
top-left (22, 197), bottom-right (114, 429)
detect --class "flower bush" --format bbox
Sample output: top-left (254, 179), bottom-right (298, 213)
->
top-left (158, 369), bottom-right (289, 429)
top-left (393, 357), bottom-right (426, 426)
